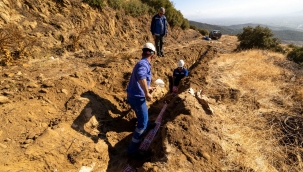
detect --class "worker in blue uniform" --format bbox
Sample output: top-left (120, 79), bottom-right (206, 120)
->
top-left (126, 42), bottom-right (157, 155)
top-left (172, 60), bottom-right (188, 94)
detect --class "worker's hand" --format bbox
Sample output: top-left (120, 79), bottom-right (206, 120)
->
top-left (145, 92), bottom-right (152, 101)
top-left (149, 87), bottom-right (157, 93)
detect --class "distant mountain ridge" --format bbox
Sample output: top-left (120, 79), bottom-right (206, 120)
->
top-left (189, 20), bottom-right (303, 45)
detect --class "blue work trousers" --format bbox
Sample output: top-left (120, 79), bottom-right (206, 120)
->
top-left (127, 96), bottom-right (149, 154)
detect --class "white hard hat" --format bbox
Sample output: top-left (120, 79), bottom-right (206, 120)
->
top-left (155, 78), bottom-right (165, 88)
top-left (142, 42), bottom-right (156, 52)
top-left (178, 60), bottom-right (185, 68)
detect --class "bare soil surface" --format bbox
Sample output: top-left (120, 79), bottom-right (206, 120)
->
top-left (7, 1), bottom-right (303, 171)
top-left (0, 28), bottom-right (238, 170)
top-left (3, 0), bottom-right (303, 171)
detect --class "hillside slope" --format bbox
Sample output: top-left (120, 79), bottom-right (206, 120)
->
top-left (1, 0), bottom-right (303, 172)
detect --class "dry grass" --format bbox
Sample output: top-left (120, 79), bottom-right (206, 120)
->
top-left (207, 50), bottom-right (303, 171)
top-left (0, 24), bottom-right (37, 66)
top-left (68, 27), bottom-right (89, 52)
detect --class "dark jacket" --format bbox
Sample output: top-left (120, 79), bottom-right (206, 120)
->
top-left (150, 14), bottom-right (168, 36)
top-left (173, 68), bottom-right (188, 86)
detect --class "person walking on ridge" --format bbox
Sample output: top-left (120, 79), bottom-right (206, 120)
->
top-left (150, 7), bottom-right (168, 57)
top-left (172, 60), bottom-right (188, 94)
top-left (126, 42), bottom-right (157, 156)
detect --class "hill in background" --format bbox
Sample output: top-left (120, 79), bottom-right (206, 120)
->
top-left (189, 20), bottom-right (303, 45)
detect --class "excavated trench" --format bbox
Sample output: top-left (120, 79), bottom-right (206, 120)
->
top-left (109, 45), bottom-right (218, 171)
top-left (0, 39), bottom-right (220, 171)
top-left (62, 45), bottom-right (216, 171)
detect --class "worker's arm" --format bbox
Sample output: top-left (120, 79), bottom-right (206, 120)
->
top-left (138, 79), bottom-right (152, 101)
top-left (184, 69), bottom-right (189, 77)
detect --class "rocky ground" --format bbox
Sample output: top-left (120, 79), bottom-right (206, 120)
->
top-left (0, 28), bottom-right (238, 171)
top-left (2, 0), bottom-right (303, 172)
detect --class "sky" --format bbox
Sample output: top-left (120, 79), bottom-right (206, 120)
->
top-left (172, 0), bottom-right (303, 20)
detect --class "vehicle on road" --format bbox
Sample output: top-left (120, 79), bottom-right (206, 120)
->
top-left (209, 30), bottom-right (222, 40)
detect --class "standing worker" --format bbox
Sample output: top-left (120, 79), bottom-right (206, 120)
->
top-left (126, 42), bottom-right (157, 156)
top-left (172, 60), bottom-right (189, 94)
top-left (150, 7), bottom-right (168, 57)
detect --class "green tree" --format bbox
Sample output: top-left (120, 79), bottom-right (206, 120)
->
top-left (237, 25), bottom-right (284, 52)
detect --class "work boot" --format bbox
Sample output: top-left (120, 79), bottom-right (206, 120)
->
top-left (127, 141), bottom-right (141, 156)
top-left (141, 122), bottom-right (157, 139)
top-left (132, 151), bottom-right (145, 160)
top-left (146, 121), bottom-right (157, 131)
top-left (160, 52), bottom-right (165, 57)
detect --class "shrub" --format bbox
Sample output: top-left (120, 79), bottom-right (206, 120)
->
top-left (142, 0), bottom-right (172, 13)
top-left (198, 28), bottom-right (209, 36)
top-left (181, 19), bottom-right (190, 30)
top-left (83, 0), bottom-right (105, 9)
top-left (107, 0), bottom-right (124, 10)
top-left (288, 43), bottom-right (299, 49)
top-left (124, 0), bottom-right (150, 17)
top-left (0, 24), bottom-right (37, 66)
top-left (190, 25), bottom-right (198, 30)
top-left (165, 7), bottom-right (183, 27)
top-left (237, 25), bottom-right (284, 53)
top-left (68, 27), bottom-right (89, 52)
top-left (287, 47), bottom-right (303, 64)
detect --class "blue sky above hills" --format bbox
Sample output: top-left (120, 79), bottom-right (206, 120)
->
top-left (172, 0), bottom-right (303, 20)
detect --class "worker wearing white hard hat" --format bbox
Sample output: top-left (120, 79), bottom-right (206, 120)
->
top-left (126, 42), bottom-right (157, 156)
top-left (172, 60), bottom-right (189, 94)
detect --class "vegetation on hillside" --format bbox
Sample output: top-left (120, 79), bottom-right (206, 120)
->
top-left (189, 25), bottom-right (209, 36)
top-left (208, 50), bottom-right (303, 171)
top-left (189, 20), bottom-right (235, 35)
top-left (82, 0), bottom-right (106, 9)
top-left (189, 21), bottom-right (303, 43)
top-left (287, 46), bottom-right (303, 65)
top-left (84, 0), bottom-right (190, 29)
top-left (272, 30), bottom-right (303, 41)
top-left (0, 24), bottom-right (36, 66)
top-left (237, 25), bottom-right (284, 53)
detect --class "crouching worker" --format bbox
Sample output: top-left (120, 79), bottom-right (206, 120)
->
top-left (172, 60), bottom-right (189, 94)
top-left (126, 42), bottom-right (157, 156)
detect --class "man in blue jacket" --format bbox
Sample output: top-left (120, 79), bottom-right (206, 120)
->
top-left (126, 42), bottom-right (157, 156)
top-left (150, 7), bottom-right (168, 57)
top-left (172, 60), bottom-right (188, 94)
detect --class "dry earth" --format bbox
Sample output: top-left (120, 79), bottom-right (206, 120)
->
top-left (0, 33), bottom-right (239, 171)
top-left (1, 0), bottom-right (303, 172)
top-left (0, 30), bottom-right (236, 172)
top-left (0, 1), bottom-right (238, 171)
